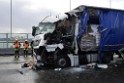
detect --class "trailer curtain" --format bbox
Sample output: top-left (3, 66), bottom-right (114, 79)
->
top-left (77, 9), bottom-right (89, 41)
top-left (74, 7), bottom-right (124, 62)
top-left (98, 10), bottom-right (124, 61)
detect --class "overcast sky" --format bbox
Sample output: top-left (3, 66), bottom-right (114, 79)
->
top-left (0, 0), bottom-right (124, 33)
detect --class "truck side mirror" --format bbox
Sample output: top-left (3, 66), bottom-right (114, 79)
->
top-left (32, 26), bottom-right (36, 36)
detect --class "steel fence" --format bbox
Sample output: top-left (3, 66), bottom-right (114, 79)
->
top-left (0, 33), bottom-right (33, 48)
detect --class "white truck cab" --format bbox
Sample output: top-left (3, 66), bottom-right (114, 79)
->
top-left (32, 15), bottom-right (73, 68)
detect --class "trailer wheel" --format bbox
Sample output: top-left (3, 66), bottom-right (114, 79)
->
top-left (54, 51), bottom-right (70, 68)
top-left (102, 52), bottom-right (113, 63)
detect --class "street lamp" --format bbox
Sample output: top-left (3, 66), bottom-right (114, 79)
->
top-left (10, 0), bottom-right (12, 37)
top-left (109, 0), bottom-right (111, 8)
top-left (70, 0), bottom-right (71, 11)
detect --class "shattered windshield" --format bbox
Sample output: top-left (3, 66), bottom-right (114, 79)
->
top-left (35, 23), bottom-right (55, 35)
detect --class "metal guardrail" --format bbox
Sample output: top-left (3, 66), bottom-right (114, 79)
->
top-left (0, 33), bottom-right (33, 48)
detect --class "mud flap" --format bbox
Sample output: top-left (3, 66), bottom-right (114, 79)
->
top-left (102, 52), bottom-right (113, 63)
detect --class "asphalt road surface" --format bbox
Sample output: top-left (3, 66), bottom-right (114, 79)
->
top-left (0, 55), bottom-right (124, 83)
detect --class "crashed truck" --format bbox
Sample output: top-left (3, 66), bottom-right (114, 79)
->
top-left (32, 5), bottom-right (124, 68)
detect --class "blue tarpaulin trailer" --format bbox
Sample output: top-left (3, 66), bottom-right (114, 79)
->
top-left (71, 6), bottom-right (124, 62)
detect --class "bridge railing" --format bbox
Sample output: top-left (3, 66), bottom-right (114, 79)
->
top-left (0, 33), bottom-right (33, 55)
top-left (0, 33), bottom-right (33, 48)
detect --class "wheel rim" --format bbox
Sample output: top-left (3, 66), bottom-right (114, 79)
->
top-left (58, 58), bottom-right (66, 67)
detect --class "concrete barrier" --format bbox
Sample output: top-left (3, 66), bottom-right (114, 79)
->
top-left (0, 48), bottom-right (31, 55)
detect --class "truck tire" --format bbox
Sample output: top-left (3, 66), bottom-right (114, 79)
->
top-left (54, 51), bottom-right (71, 68)
top-left (102, 52), bottom-right (113, 63)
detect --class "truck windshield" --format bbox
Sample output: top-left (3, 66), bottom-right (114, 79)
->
top-left (35, 23), bottom-right (55, 35)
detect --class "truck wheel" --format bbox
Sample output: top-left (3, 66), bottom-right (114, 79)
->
top-left (54, 51), bottom-right (70, 68)
top-left (102, 52), bottom-right (113, 63)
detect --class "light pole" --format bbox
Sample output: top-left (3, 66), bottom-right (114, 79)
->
top-left (70, 0), bottom-right (71, 11)
top-left (10, 0), bottom-right (12, 37)
top-left (109, 0), bottom-right (111, 8)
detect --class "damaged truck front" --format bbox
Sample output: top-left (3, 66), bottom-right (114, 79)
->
top-left (32, 5), bottom-right (124, 68)
top-left (32, 15), bottom-right (72, 68)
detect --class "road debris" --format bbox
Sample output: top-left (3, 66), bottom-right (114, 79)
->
top-left (97, 64), bottom-right (108, 69)
top-left (54, 68), bottom-right (62, 71)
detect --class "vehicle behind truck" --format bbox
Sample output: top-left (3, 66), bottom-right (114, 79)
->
top-left (32, 5), bottom-right (124, 68)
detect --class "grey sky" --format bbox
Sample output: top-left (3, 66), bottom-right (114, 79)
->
top-left (0, 0), bottom-right (124, 33)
